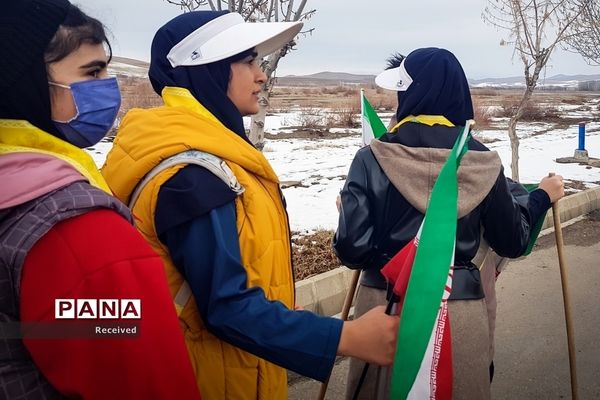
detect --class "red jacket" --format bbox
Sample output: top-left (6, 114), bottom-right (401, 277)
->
top-left (20, 209), bottom-right (201, 399)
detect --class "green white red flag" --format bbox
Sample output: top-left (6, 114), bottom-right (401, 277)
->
top-left (361, 89), bottom-right (387, 146)
top-left (381, 120), bottom-right (474, 399)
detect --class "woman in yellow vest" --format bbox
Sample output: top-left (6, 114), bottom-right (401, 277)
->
top-left (102, 11), bottom-right (399, 400)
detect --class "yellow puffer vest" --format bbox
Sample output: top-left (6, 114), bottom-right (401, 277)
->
top-left (102, 87), bottom-right (294, 400)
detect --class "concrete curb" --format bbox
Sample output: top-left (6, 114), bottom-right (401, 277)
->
top-left (295, 267), bottom-right (355, 316)
top-left (294, 186), bottom-right (600, 315)
top-left (540, 186), bottom-right (600, 229)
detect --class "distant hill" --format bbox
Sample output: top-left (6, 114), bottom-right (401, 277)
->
top-left (112, 56), bottom-right (149, 68)
top-left (280, 71), bottom-right (600, 89)
top-left (109, 56), bottom-right (149, 78)
top-left (545, 73), bottom-right (600, 82)
top-left (108, 57), bottom-right (600, 89)
top-left (277, 71), bottom-right (375, 86)
top-left (289, 71), bottom-right (375, 81)
top-left (468, 74), bottom-right (600, 89)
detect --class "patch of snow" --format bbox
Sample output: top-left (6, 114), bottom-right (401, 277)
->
top-left (87, 110), bottom-right (600, 232)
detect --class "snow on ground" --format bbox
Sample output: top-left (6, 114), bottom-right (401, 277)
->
top-left (88, 114), bottom-right (600, 233)
top-left (264, 137), bottom-right (361, 233)
top-left (266, 125), bottom-right (600, 232)
top-left (480, 123), bottom-right (600, 184)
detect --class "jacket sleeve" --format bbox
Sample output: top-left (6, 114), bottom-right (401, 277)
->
top-left (480, 170), bottom-right (533, 258)
top-left (506, 178), bottom-right (551, 225)
top-left (20, 209), bottom-right (201, 400)
top-left (333, 150), bottom-right (378, 268)
top-left (161, 201), bottom-right (342, 383)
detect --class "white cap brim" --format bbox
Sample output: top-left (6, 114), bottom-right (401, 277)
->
top-left (167, 13), bottom-right (303, 67)
top-left (375, 59), bottom-right (413, 91)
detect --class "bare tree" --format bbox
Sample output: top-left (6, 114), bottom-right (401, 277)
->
top-left (564, 1), bottom-right (600, 65)
top-left (164, 0), bottom-right (315, 149)
top-left (483, 0), bottom-right (590, 181)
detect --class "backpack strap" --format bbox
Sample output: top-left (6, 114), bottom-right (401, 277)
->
top-left (128, 150), bottom-right (244, 316)
top-left (128, 150), bottom-right (244, 211)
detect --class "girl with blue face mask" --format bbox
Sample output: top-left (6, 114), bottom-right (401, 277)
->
top-left (0, 1), bottom-right (201, 398)
top-left (47, 42), bottom-right (121, 148)
top-left (46, 24), bottom-right (120, 148)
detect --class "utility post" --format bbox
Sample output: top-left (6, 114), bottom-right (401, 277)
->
top-left (574, 122), bottom-right (588, 160)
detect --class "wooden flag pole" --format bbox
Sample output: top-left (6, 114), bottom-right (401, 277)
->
top-left (317, 269), bottom-right (361, 400)
top-left (550, 172), bottom-right (579, 400)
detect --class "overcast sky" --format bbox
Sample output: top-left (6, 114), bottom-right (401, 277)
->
top-left (81, 0), bottom-right (599, 79)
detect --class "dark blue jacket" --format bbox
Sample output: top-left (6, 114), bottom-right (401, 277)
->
top-left (156, 166), bottom-right (342, 382)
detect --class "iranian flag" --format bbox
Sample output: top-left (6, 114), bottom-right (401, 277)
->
top-left (361, 89), bottom-right (387, 146)
top-left (381, 120), bottom-right (474, 399)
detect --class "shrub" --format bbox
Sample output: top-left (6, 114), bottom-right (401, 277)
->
top-left (472, 97), bottom-right (492, 129)
top-left (326, 101), bottom-right (360, 128)
top-left (291, 230), bottom-right (342, 280)
top-left (295, 108), bottom-right (326, 129)
top-left (334, 107), bottom-right (360, 128)
top-left (498, 99), bottom-right (561, 121)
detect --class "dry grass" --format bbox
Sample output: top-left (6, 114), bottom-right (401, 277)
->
top-left (472, 96), bottom-right (493, 129)
top-left (291, 230), bottom-right (342, 280)
top-left (293, 108), bottom-right (327, 130)
top-left (471, 88), bottom-right (500, 97)
top-left (332, 106), bottom-right (360, 128)
top-left (269, 85), bottom-right (395, 111)
top-left (497, 98), bottom-right (561, 122)
top-left (321, 86), bottom-right (359, 97)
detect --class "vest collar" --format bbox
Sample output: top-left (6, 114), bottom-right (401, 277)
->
top-left (162, 86), bottom-right (225, 127)
top-left (0, 119), bottom-right (111, 193)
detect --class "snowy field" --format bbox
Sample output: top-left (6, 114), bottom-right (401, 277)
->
top-left (88, 109), bottom-right (600, 233)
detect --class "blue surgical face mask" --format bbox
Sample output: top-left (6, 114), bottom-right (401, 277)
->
top-left (50, 77), bottom-right (121, 148)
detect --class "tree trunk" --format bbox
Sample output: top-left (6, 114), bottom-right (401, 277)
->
top-left (507, 116), bottom-right (521, 181)
top-left (249, 50), bottom-right (284, 148)
top-left (508, 84), bottom-right (535, 181)
top-left (251, 88), bottom-right (268, 150)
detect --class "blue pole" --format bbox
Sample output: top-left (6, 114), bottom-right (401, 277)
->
top-left (578, 122), bottom-right (586, 150)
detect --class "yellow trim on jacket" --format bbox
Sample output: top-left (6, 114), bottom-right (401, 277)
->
top-left (390, 115), bottom-right (455, 133)
top-left (0, 119), bottom-right (111, 193)
top-left (102, 87), bottom-right (294, 400)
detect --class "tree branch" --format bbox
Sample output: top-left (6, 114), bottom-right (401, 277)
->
top-left (294, 0), bottom-right (307, 21)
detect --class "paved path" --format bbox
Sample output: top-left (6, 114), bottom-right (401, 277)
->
top-left (288, 214), bottom-right (600, 399)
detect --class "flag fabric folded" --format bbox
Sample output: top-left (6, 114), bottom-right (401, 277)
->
top-left (521, 183), bottom-right (546, 255)
top-left (361, 89), bottom-right (387, 146)
top-left (381, 120), bottom-right (474, 399)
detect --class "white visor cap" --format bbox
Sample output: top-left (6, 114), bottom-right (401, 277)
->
top-left (167, 12), bottom-right (303, 67)
top-left (375, 59), bottom-right (413, 91)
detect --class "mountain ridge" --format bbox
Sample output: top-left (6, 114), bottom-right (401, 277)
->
top-left (109, 57), bottom-right (600, 87)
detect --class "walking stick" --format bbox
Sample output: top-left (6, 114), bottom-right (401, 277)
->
top-left (550, 173), bottom-right (579, 400)
top-left (317, 269), bottom-right (361, 400)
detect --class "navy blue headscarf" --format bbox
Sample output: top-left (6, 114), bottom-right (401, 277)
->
top-left (395, 48), bottom-right (473, 127)
top-left (149, 11), bottom-right (254, 142)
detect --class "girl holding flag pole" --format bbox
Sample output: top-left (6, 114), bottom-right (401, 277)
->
top-left (101, 11), bottom-right (400, 399)
top-left (334, 47), bottom-right (564, 399)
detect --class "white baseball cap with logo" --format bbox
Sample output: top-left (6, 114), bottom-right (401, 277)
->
top-left (375, 58), bottom-right (414, 91)
top-left (167, 12), bottom-right (303, 67)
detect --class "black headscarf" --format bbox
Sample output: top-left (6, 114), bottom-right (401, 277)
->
top-left (149, 11), bottom-right (254, 143)
top-left (0, 0), bottom-right (70, 136)
top-left (395, 48), bottom-right (474, 127)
